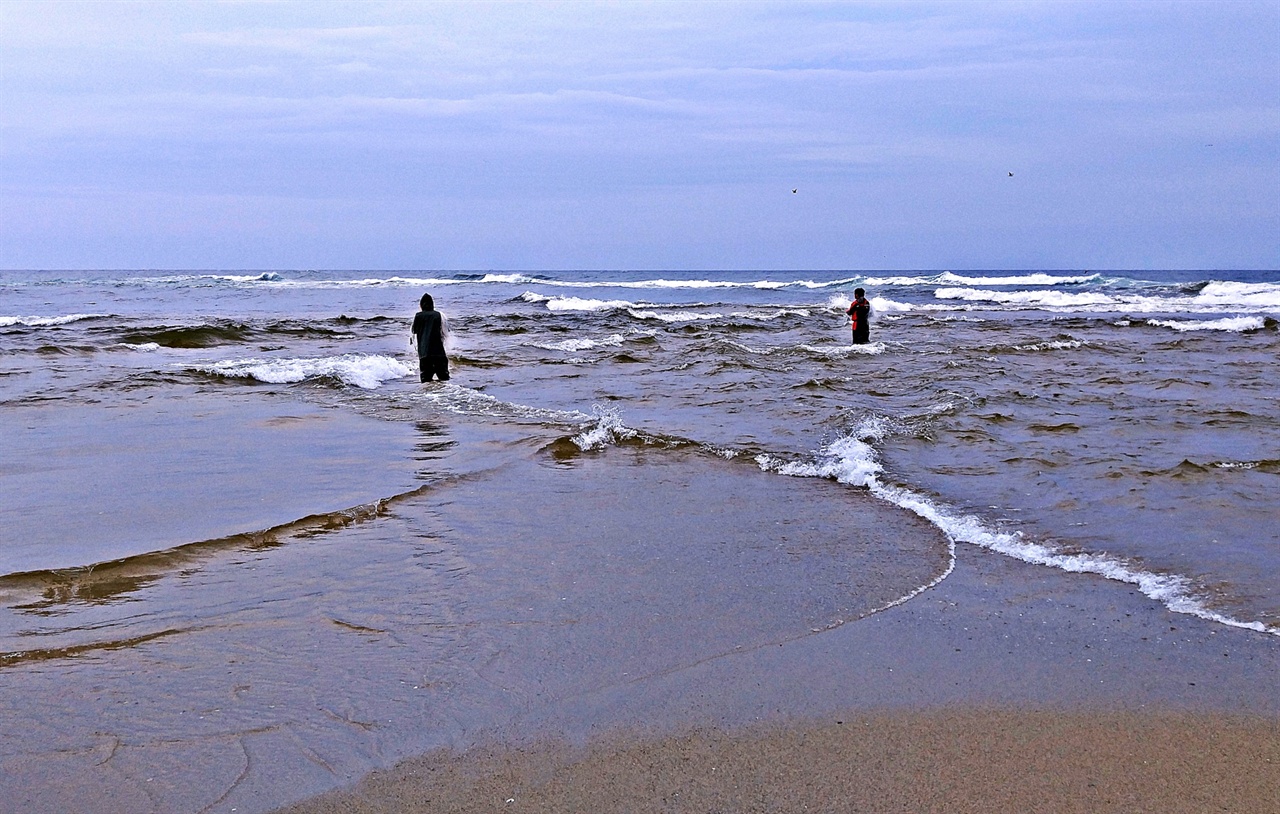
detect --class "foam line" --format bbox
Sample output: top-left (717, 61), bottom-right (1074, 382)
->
top-left (758, 421), bottom-right (1279, 638)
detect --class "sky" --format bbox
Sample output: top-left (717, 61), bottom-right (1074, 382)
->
top-left (1, 1), bottom-right (1277, 271)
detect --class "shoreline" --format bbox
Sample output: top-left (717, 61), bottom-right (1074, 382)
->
top-left (275, 540), bottom-right (1280, 814)
top-left (3, 446), bottom-right (1276, 814)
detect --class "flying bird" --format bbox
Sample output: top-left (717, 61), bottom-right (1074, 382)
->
top-left (792, 188), bottom-right (798, 193)
top-left (1008, 172), bottom-right (1014, 177)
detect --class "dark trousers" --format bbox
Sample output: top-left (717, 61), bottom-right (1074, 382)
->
top-left (419, 355), bottom-right (450, 382)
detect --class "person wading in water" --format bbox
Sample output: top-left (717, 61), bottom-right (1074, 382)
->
top-left (411, 293), bottom-right (450, 382)
top-left (846, 287), bottom-right (871, 345)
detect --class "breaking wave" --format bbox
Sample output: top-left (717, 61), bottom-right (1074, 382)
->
top-left (184, 354), bottom-right (412, 389)
top-left (1147, 317), bottom-right (1267, 333)
top-left (0, 314), bottom-right (108, 327)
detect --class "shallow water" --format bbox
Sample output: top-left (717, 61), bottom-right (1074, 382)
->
top-left (3, 268), bottom-right (1278, 629)
top-left (1, 268), bottom-right (1278, 810)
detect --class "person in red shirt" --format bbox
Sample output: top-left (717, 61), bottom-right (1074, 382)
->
top-left (846, 288), bottom-right (871, 345)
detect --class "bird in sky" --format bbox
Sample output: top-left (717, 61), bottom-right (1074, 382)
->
top-left (1008, 172), bottom-right (1014, 177)
top-left (792, 188), bottom-right (798, 193)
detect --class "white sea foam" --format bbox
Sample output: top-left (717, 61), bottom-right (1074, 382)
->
top-left (532, 334), bottom-right (627, 352)
top-left (755, 419), bottom-right (955, 613)
top-left (299, 276), bottom-right (456, 289)
top-left (1195, 280), bottom-right (1280, 308)
top-left (572, 405), bottom-right (637, 451)
top-left (189, 354), bottom-right (411, 389)
top-left (824, 294), bottom-right (911, 315)
top-left (761, 423), bottom-right (1279, 637)
top-left (627, 309), bottom-right (723, 323)
top-left (1147, 316), bottom-right (1266, 333)
top-left (857, 272), bottom-right (1099, 287)
top-left (125, 273), bottom-right (286, 285)
top-left (544, 296), bottom-right (636, 312)
top-left (510, 276), bottom-right (849, 291)
top-left (740, 308), bottom-right (812, 320)
top-left (1013, 339), bottom-right (1084, 351)
top-left (0, 313), bottom-right (107, 327)
top-left (937, 272), bottom-right (1101, 286)
top-left (800, 342), bottom-right (887, 356)
top-left (871, 296), bottom-right (912, 313)
top-left (123, 342), bottom-right (162, 351)
top-left (721, 339), bottom-right (776, 355)
top-left (935, 287), bottom-right (1116, 308)
top-left (412, 385), bottom-right (592, 423)
top-left (1213, 461), bottom-right (1262, 470)
top-left (935, 281), bottom-right (1280, 316)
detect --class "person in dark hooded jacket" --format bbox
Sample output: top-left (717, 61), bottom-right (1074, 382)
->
top-left (411, 293), bottom-right (450, 382)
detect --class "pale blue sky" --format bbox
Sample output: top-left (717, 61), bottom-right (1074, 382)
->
top-left (2, 1), bottom-right (1276, 270)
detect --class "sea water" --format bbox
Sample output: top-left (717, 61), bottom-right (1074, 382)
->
top-left (1, 268), bottom-right (1277, 809)
top-left (6, 268), bottom-right (1275, 629)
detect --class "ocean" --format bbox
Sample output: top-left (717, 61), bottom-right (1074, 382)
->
top-left (1, 268), bottom-right (1277, 810)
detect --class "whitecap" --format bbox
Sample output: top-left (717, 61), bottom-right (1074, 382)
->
top-left (800, 342), bottom-right (887, 356)
top-left (936, 272), bottom-right (1101, 286)
top-left (627, 309), bottom-right (723, 322)
top-left (1013, 339), bottom-right (1084, 351)
top-left (1148, 316), bottom-right (1266, 333)
top-left (531, 334), bottom-right (627, 352)
top-left (824, 294), bottom-right (910, 315)
top-left (544, 296), bottom-right (636, 312)
top-left (0, 313), bottom-right (107, 327)
top-left (188, 354), bottom-right (411, 390)
top-left (572, 405), bottom-right (637, 451)
top-left (935, 287), bottom-right (1117, 308)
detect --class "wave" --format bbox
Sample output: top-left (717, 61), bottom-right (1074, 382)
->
top-left (410, 384), bottom-right (594, 423)
top-left (121, 272), bottom-right (284, 286)
top-left (571, 406), bottom-right (639, 451)
top-left (530, 334), bottom-right (628, 352)
top-left (934, 281), bottom-right (1280, 315)
top-left (856, 272), bottom-right (1103, 287)
top-left (935, 287), bottom-right (1118, 308)
top-left (800, 342), bottom-right (888, 357)
top-left (1147, 317), bottom-right (1267, 333)
top-left (184, 353), bottom-right (412, 389)
top-left (1212, 459), bottom-right (1280, 473)
top-left (758, 421), bottom-right (1278, 638)
top-left (528, 331), bottom-right (660, 352)
top-left (1011, 339), bottom-right (1084, 351)
top-left (122, 322), bottom-right (252, 348)
top-left (824, 294), bottom-right (914, 314)
top-left (543, 295), bottom-right (637, 312)
top-left (0, 313), bottom-right (108, 327)
top-left (520, 293), bottom-right (813, 326)
top-left (627, 309), bottom-right (724, 323)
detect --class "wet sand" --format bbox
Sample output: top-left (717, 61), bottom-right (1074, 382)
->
top-left (4, 444), bottom-right (1277, 813)
top-left (276, 517), bottom-right (1280, 814)
top-left (276, 710), bottom-right (1279, 814)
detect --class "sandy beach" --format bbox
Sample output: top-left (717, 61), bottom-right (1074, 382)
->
top-left (275, 507), bottom-right (1280, 814)
top-left (276, 711), bottom-right (1279, 814)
